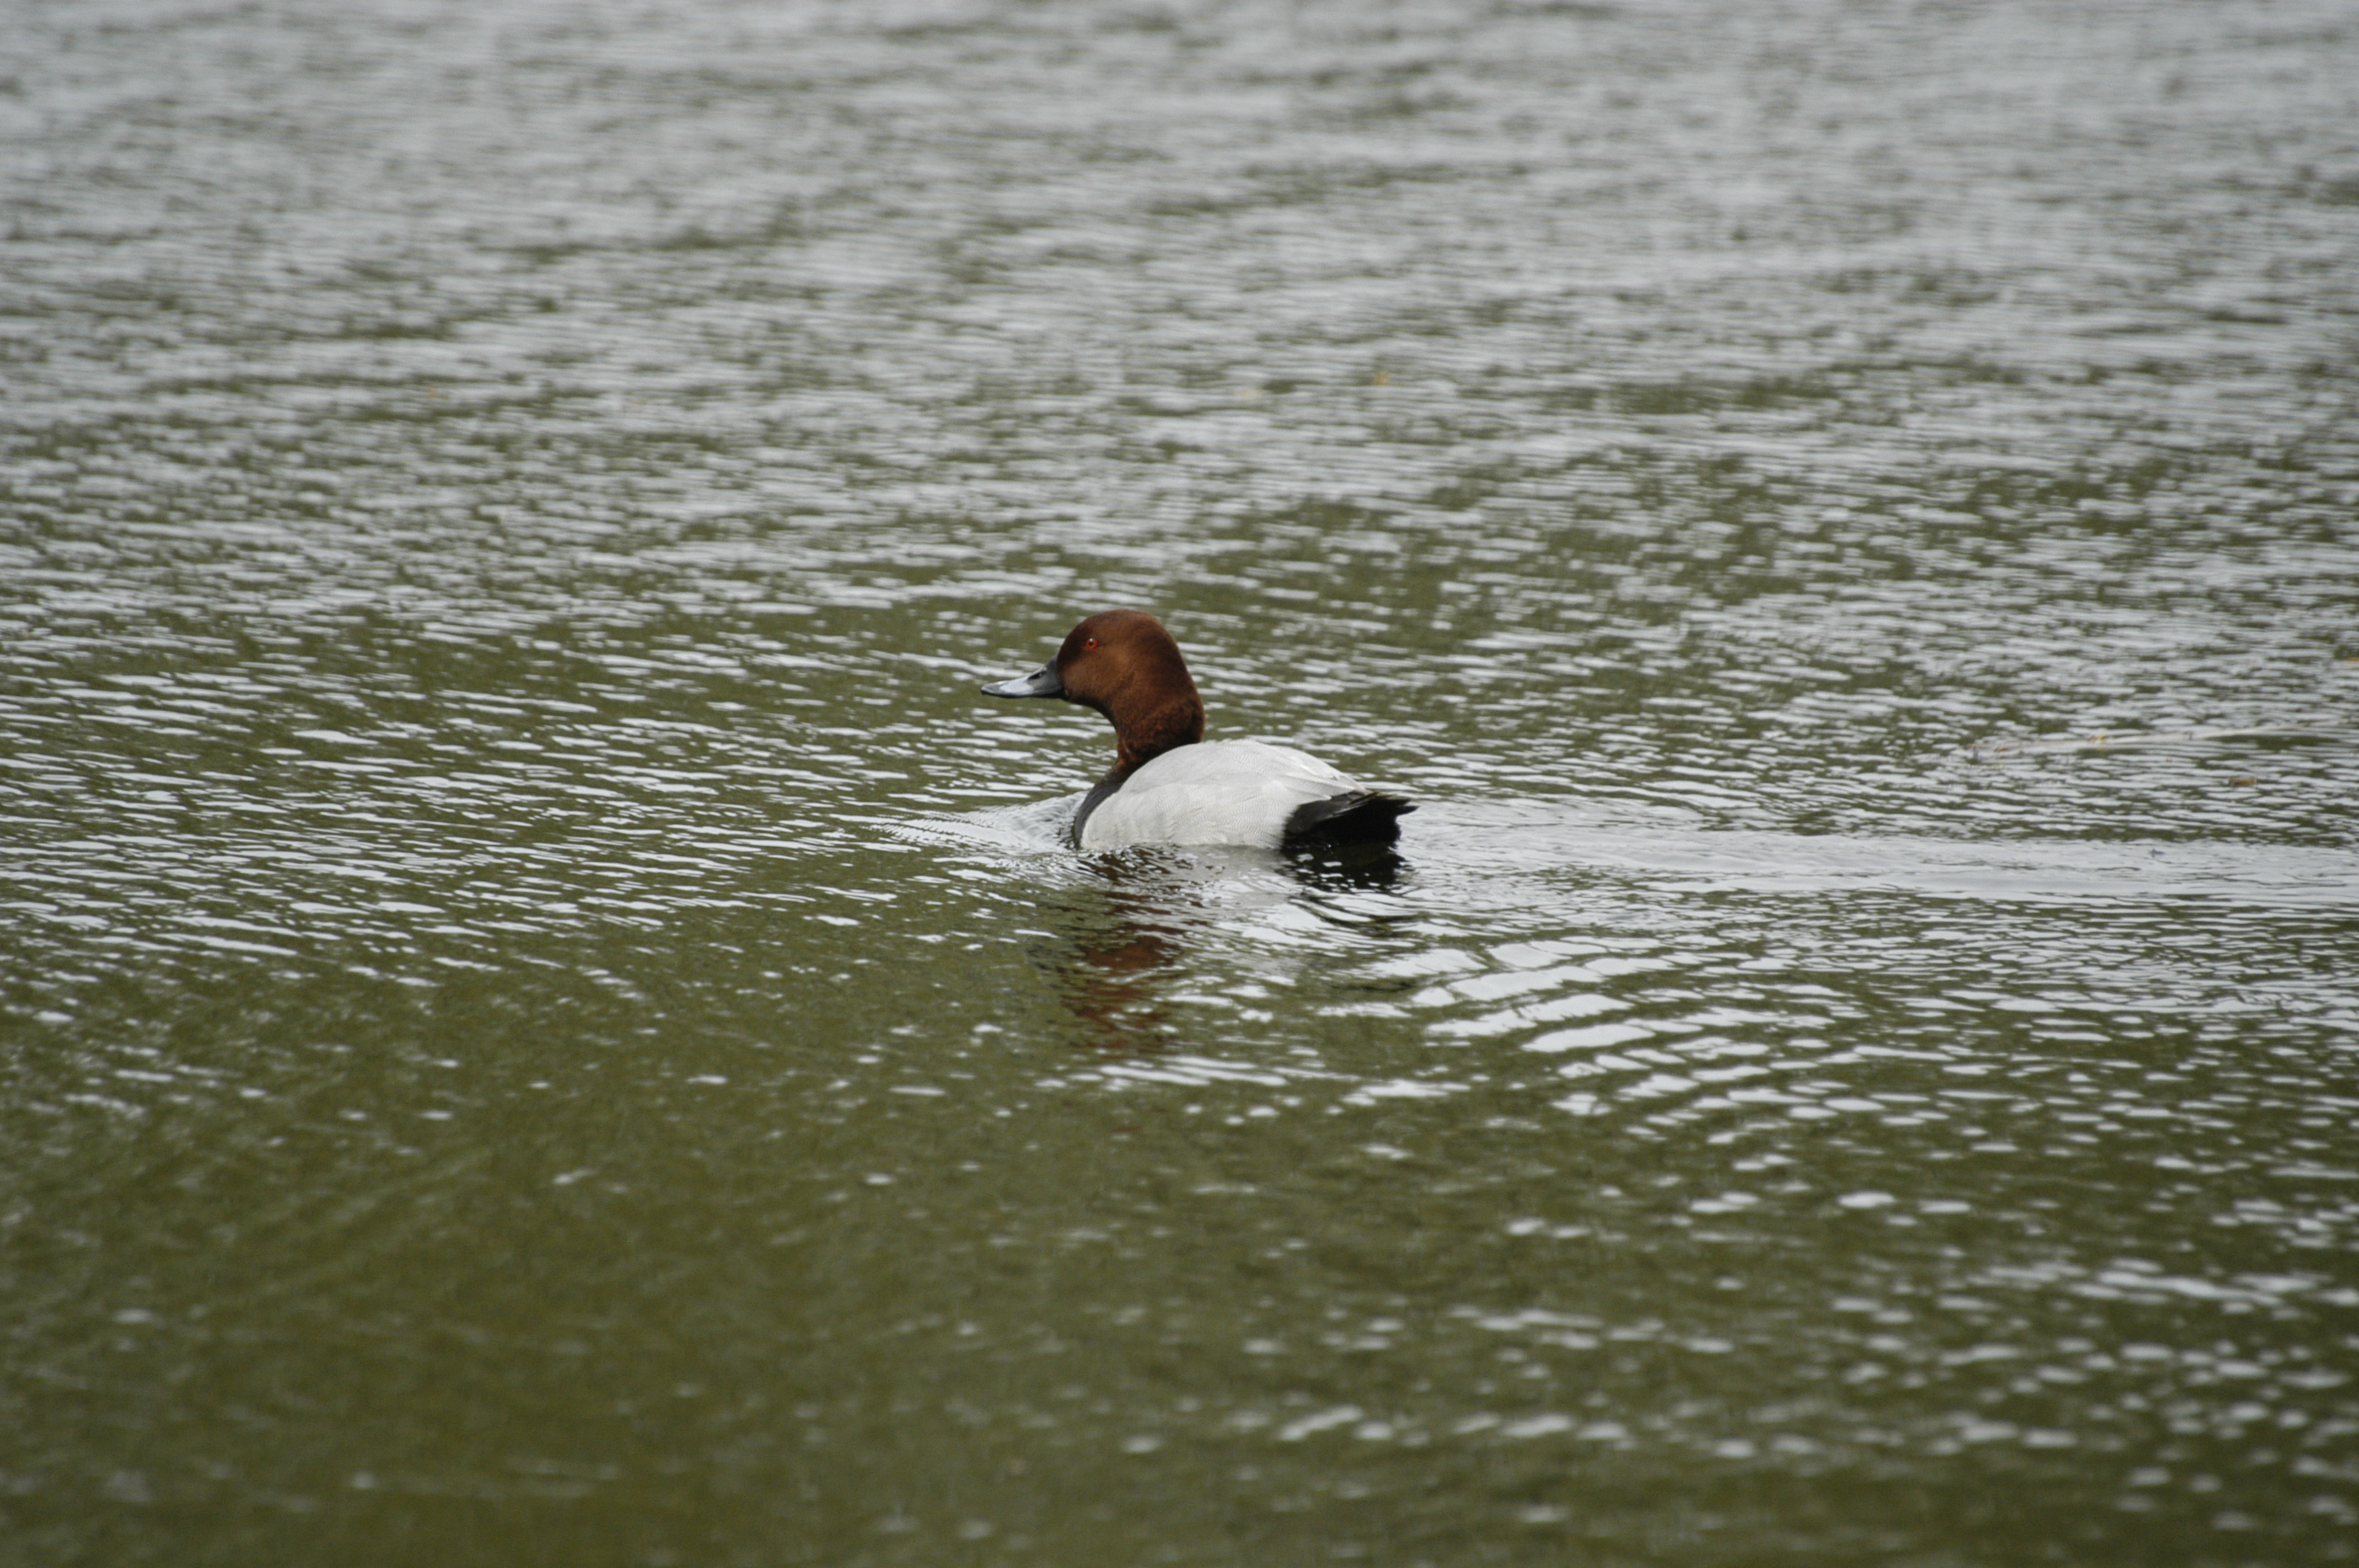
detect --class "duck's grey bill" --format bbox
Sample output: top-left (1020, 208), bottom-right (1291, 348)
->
top-left (981, 662), bottom-right (1063, 699)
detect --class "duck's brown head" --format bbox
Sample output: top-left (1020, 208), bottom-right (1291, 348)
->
top-left (980, 610), bottom-right (1205, 771)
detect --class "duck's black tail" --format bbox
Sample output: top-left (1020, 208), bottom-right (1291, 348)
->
top-left (1283, 790), bottom-right (1415, 849)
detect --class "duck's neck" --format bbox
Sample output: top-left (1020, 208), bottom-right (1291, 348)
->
top-left (1113, 691), bottom-right (1203, 773)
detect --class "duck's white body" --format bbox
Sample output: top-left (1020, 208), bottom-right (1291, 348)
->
top-left (1077, 739), bottom-right (1362, 851)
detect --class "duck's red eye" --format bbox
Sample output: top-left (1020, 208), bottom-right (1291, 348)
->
top-left (1085, 637), bottom-right (1098, 651)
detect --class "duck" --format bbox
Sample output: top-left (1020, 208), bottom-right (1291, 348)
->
top-left (980, 610), bottom-right (1413, 852)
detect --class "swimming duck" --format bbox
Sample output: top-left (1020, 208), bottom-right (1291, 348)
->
top-left (981, 610), bottom-right (1413, 852)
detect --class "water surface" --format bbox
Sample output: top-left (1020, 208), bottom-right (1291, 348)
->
top-left (5, 1), bottom-right (2358, 1563)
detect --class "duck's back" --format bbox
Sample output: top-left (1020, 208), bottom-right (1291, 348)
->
top-left (1078, 739), bottom-right (1390, 851)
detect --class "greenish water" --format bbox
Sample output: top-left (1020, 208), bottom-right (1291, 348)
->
top-left (4, 2), bottom-right (2358, 1563)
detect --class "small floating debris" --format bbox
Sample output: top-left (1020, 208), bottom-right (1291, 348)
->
top-left (1965, 726), bottom-right (2353, 759)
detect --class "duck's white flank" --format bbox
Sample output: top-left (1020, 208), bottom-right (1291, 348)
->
top-left (1078, 739), bottom-right (1359, 851)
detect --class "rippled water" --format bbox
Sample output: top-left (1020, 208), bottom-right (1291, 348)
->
top-left (5, 0), bottom-right (2359, 1562)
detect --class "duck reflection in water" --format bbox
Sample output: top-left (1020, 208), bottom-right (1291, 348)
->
top-left (1042, 840), bottom-right (1407, 1053)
